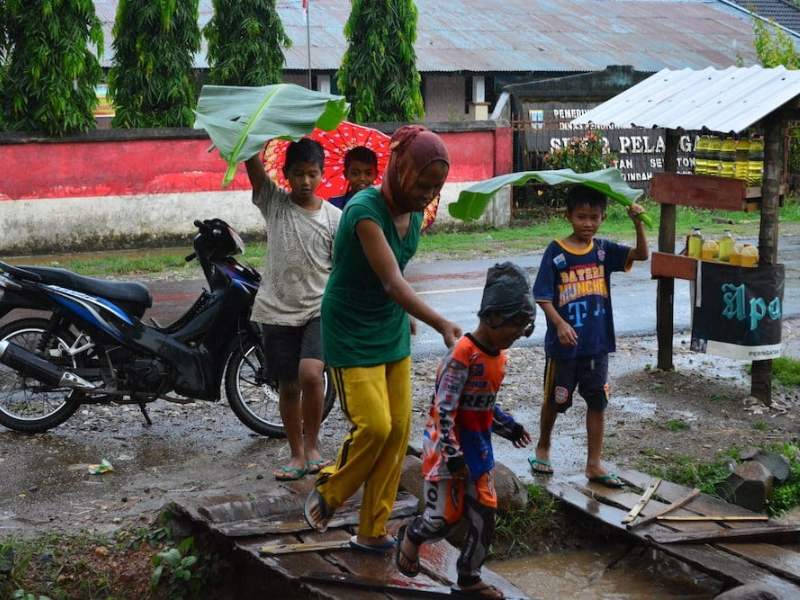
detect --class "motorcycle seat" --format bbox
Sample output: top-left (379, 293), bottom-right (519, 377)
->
top-left (20, 266), bottom-right (153, 309)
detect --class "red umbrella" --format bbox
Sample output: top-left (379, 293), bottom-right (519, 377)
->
top-left (262, 121), bottom-right (440, 230)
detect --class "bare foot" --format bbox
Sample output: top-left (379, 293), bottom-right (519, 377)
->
top-left (304, 489), bottom-right (334, 532)
top-left (396, 526), bottom-right (420, 577)
top-left (585, 465), bottom-right (608, 480)
top-left (304, 447), bottom-right (322, 464)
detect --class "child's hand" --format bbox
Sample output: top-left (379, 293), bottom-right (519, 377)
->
top-left (409, 316), bottom-right (418, 336)
top-left (627, 203), bottom-right (645, 222)
top-left (556, 321), bottom-right (578, 346)
top-left (439, 320), bottom-right (463, 348)
top-left (510, 424), bottom-right (532, 448)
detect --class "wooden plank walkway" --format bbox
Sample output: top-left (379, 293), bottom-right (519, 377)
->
top-left (170, 478), bottom-right (529, 599)
top-left (547, 468), bottom-right (800, 597)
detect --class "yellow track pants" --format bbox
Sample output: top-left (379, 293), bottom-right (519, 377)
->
top-left (316, 356), bottom-right (412, 538)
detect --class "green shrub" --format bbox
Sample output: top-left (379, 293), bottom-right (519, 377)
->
top-left (338, 1), bottom-right (424, 122)
top-left (2, 0), bottom-right (103, 135)
top-left (109, 0), bottom-right (200, 128)
top-left (204, 0), bottom-right (290, 86)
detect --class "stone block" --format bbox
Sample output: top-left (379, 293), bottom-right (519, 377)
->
top-left (749, 451), bottom-right (791, 485)
top-left (716, 460), bottom-right (774, 512)
top-left (398, 455), bottom-right (528, 513)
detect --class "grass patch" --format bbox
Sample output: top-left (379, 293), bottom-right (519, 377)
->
top-left (636, 443), bottom-right (800, 516)
top-left (772, 356), bottom-right (800, 387)
top-left (768, 443), bottom-right (800, 515)
top-left (494, 484), bottom-right (559, 557)
top-left (0, 516), bottom-right (224, 600)
top-left (636, 447), bottom-right (739, 496)
top-left (752, 420), bottom-right (769, 432)
top-left (664, 419), bottom-right (690, 432)
top-left (17, 197), bottom-right (800, 278)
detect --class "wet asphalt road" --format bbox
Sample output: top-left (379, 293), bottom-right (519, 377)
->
top-left (137, 235), bottom-right (800, 355)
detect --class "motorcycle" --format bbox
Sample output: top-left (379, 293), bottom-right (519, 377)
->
top-left (0, 218), bottom-right (335, 437)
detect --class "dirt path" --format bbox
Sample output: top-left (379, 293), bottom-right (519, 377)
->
top-left (1, 321), bottom-right (798, 537)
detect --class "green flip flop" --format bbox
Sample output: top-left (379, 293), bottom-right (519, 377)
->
top-left (273, 465), bottom-right (307, 481)
top-left (305, 458), bottom-right (334, 474)
top-left (528, 456), bottom-right (554, 475)
top-left (588, 473), bottom-right (625, 489)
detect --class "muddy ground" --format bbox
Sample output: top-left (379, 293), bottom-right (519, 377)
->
top-left (2, 319), bottom-right (798, 539)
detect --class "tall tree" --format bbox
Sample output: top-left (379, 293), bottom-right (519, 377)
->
top-left (0, 0), bottom-right (8, 130)
top-left (109, 0), bottom-right (200, 128)
top-left (0, 0), bottom-right (9, 64)
top-left (338, 0), bottom-right (424, 122)
top-left (204, 0), bottom-right (290, 86)
top-left (753, 17), bottom-right (800, 68)
top-left (1, 0), bottom-right (103, 135)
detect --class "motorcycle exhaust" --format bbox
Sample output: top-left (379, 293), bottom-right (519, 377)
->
top-left (0, 340), bottom-right (96, 390)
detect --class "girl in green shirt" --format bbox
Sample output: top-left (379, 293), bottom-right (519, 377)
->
top-left (305, 126), bottom-right (462, 553)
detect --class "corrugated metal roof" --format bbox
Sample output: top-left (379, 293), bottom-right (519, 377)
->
top-left (725, 0), bottom-right (800, 34)
top-left (93, 0), bottom-right (788, 72)
top-left (571, 66), bottom-right (800, 133)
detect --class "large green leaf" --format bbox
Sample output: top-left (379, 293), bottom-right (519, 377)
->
top-left (194, 83), bottom-right (350, 186)
top-left (449, 167), bottom-right (652, 227)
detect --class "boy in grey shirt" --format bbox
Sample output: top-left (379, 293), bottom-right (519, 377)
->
top-left (245, 139), bottom-right (340, 480)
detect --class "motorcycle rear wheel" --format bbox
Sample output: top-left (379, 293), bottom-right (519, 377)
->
top-left (225, 338), bottom-right (336, 438)
top-left (0, 318), bottom-right (83, 433)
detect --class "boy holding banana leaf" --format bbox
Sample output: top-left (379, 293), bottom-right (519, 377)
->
top-left (529, 184), bottom-right (648, 488)
top-left (245, 139), bottom-right (340, 481)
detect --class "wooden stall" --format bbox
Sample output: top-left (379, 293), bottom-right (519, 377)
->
top-left (572, 67), bottom-right (798, 404)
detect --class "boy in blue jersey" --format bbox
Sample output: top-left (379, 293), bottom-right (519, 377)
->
top-left (529, 185), bottom-right (647, 488)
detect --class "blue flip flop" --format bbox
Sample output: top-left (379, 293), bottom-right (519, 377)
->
top-left (349, 535), bottom-right (397, 555)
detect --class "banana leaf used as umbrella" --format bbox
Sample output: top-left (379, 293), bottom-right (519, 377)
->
top-left (449, 167), bottom-right (652, 227)
top-left (193, 83), bottom-right (350, 186)
top-left (263, 121), bottom-right (441, 230)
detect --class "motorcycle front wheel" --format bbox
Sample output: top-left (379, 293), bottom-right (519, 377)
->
top-left (224, 339), bottom-right (336, 437)
top-left (0, 318), bottom-right (83, 433)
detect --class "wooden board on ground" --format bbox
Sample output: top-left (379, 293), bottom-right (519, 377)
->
top-left (301, 572), bottom-right (530, 600)
top-left (171, 485), bottom-right (530, 600)
top-left (207, 492), bottom-right (418, 537)
top-left (548, 470), bottom-right (800, 597)
top-left (649, 526), bottom-right (800, 545)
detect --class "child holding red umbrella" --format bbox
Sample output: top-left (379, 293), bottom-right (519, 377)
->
top-left (329, 146), bottom-right (379, 210)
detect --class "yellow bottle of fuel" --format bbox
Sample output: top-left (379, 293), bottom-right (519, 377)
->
top-left (707, 136), bottom-right (722, 176)
top-left (740, 244), bottom-right (759, 267)
top-left (718, 230), bottom-right (735, 262)
top-left (694, 136), bottom-right (709, 175)
top-left (688, 228), bottom-right (703, 258)
top-left (719, 137), bottom-right (736, 178)
top-left (734, 138), bottom-right (750, 180)
top-left (702, 240), bottom-right (720, 261)
top-left (730, 243), bottom-right (744, 266)
top-left (748, 137), bottom-right (764, 187)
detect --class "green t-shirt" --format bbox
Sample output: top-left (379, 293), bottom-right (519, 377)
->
top-left (321, 187), bottom-right (423, 368)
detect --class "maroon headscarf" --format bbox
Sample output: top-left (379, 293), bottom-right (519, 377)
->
top-left (381, 125), bottom-right (450, 212)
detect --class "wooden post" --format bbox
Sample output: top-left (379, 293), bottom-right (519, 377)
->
top-left (656, 130), bottom-right (679, 371)
top-left (751, 115), bottom-right (785, 404)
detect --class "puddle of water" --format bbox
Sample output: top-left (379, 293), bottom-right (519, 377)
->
top-left (490, 546), bottom-right (718, 600)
